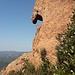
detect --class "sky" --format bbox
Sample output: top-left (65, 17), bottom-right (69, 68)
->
top-left (0, 0), bottom-right (36, 52)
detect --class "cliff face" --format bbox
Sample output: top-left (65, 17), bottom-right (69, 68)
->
top-left (1, 0), bottom-right (75, 75)
top-left (32, 0), bottom-right (75, 65)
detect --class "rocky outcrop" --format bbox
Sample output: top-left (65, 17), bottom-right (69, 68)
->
top-left (32, 0), bottom-right (75, 65)
top-left (1, 0), bottom-right (75, 75)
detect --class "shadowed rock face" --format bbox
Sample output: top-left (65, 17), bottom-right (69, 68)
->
top-left (32, 10), bottom-right (43, 24)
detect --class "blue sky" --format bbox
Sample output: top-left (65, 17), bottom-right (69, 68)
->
top-left (0, 0), bottom-right (36, 52)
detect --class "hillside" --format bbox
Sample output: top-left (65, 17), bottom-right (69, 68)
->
top-left (0, 51), bottom-right (24, 71)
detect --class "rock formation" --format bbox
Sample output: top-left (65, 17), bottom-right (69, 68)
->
top-left (32, 0), bottom-right (75, 65)
top-left (0, 0), bottom-right (75, 75)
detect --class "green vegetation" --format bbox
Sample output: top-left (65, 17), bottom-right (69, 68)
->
top-left (8, 10), bottom-right (75, 75)
top-left (55, 10), bottom-right (75, 75)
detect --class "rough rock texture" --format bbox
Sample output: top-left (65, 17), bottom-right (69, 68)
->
top-left (32, 0), bottom-right (75, 65)
top-left (0, 0), bottom-right (75, 75)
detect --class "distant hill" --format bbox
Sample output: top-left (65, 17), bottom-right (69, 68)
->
top-left (0, 51), bottom-right (25, 70)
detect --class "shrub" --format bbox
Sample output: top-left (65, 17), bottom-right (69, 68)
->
top-left (23, 60), bottom-right (35, 75)
top-left (55, 10), bottom-right (75, 75)
top-left (8, 70), bottom-right (16, 75)
top-left (40, 48), bottom-right (47, 61)
top-left (40, 48), bottom-right (55, 75)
